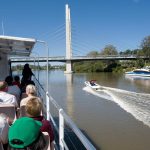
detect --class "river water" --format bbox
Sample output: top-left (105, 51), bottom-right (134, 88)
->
top-left (36, 70), bottom-right (150, 150)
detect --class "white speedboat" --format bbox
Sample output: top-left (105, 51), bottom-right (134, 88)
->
top-left (85, 80), bottom-right (101, 90)
top-left (125, 66), bottom-right (150, 77)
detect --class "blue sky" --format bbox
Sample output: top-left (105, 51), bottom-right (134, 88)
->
top-left (0, 0), bottom-right (150, 57)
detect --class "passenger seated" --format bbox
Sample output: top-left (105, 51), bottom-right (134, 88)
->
top-left (5, 76), bottom-right (21, 104)
top-left (0, 104), bottom-right (17, 123)
top-left (0, 81), bottom-right (18, 107)
top-left (26, 97), bottom-right (54, 150)
top-left (20, 79), bottom-right (35, 93)
top-left (20, 84), bottom-right (37, 107)
top-left (90, 81), bottom-right (95, 86)
top-left (13, 76), bottom-right (21, 88)
top-left (0, 113), bottom-right (12, 150)
top-left (8, 117), bottom-right (47, 150)
top-left (0, 113), bottom-right (10, 145)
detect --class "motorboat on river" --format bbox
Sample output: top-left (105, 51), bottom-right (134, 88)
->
top-left (85, 80), bottom-right (101, 90)
top-left (125, 66), bottom-right (150, 77)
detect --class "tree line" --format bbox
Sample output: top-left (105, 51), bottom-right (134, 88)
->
top-left (12, 35), bottom-right (150, 73)
top-left (12, 64), bottom-right (65, 71)
top-left (73, 35), bottom-right (150, 73)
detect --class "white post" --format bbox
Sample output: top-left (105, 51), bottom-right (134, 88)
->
top-left (36, 40), bottom-right (50, 120)
top-left (59, 109), bottom-right (64, 150)
top-left (45, 42), bottom-right (49, 92)
top-left (32, 52), bottom-right (40, 81)
top-left (46, 92), bottom-right (50, 120)
top-left (36, 40), bottom-right (49, 92)
top-left (33, 56), bottom-right (36, 71)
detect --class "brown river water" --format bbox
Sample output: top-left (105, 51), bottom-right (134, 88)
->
top-left (17, 70), bottom-right (150, 150)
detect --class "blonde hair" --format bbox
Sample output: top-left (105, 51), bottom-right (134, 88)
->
top-left (26, 84), bottom-right (37, 95)
top-left (26, 97), bottom-right (42, 117)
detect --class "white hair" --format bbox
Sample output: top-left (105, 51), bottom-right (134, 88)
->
top-left (26, 84), bottom-right (37, 96)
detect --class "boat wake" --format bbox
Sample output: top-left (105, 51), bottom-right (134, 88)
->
top-left (83, 86), bottom-right (113, 101)
top-left (83, 86), bottom-right (150, 128)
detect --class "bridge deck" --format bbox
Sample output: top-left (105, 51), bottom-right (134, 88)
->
top-left (10, 56), bottom-right (149, 63)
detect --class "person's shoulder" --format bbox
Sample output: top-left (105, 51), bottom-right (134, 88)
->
top-left (13, 85), bottom-right (20, 89)
top-left (3, 91), bottom-right (15, 98)
top-left (0, 91), bottom-right (5, 96)
top-left (20, 97), bottom-right (30, 106)
top-left (41, 118), bottom-right (52, 128)
top-left (9, 85), bottom-right (20, 92)
top-left (9, 93), bottom-right (17, 100)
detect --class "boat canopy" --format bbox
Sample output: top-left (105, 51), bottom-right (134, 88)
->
top-left (0, 35), bottom-right (36, 56)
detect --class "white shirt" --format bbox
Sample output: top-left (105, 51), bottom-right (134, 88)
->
top-left (0, 92), bottom-right (18, 107)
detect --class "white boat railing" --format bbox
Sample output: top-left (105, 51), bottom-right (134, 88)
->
top-left (33, 75), bottom-right (96, 150)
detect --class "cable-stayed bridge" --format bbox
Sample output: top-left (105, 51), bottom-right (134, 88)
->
top-left (10, 4), bottom-right (148, 73)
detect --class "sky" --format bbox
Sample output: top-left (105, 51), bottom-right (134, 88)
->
top-left (0, 0), bottom-right (150, 57)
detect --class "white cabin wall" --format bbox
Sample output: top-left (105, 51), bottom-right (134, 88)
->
top-left (0, 53), bottom-right (9, 80)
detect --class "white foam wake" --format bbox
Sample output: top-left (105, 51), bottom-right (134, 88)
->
top-left (84, 86), bottom-right (150, 127)
top-left (83, 86), bottom-right (113, 101)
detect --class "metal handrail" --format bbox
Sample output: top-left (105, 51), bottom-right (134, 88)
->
top-left (33, 75), bottom-right (96, 150)
top-left (59, 109), bottom-right (96, 150)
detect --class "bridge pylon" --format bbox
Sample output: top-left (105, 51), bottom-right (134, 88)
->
top-left (64, 4), bottom-right (73, 74)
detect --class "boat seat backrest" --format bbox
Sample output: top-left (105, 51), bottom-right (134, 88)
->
top-left (42, 132), bottom-right (51, 150)
top-left (0, 104), bottom-right (16, 122)
top-left (19, 106), bottom-right (27, 117)
top-left (21, 93), bottom-right (27, 99)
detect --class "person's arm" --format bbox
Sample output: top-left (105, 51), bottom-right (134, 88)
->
top-left (41, 119), bottom-right (54, 143)
top-left (12, 95), bottom-right (18, 108)
top-left (50, 141), bottom-right (54, 150)
top-left (0, 122), bottom-right (9, 144)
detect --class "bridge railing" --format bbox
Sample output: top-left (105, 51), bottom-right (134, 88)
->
top-left (10, 55), bottom-right (149, 62)
top-left (10, 54), bottom-right (141, 59)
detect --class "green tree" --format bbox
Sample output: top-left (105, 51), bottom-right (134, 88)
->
top-left (100, 45), bottom-right (118, 55)
top-left (137, 49), bottom-right (144, 57)
top-left (136, 59), bottom-right (145, 68)
top-left (141, 35), bottom-right (150, 59)
top-left (124, 49), bottom-right (132, 55)
top-left (132, 49), bottom-right (140, 55)
top-left (87, 51), bottom-right (99, 57)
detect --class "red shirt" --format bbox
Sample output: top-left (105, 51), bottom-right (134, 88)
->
top-left (32, 116), bottom-right (54, 143)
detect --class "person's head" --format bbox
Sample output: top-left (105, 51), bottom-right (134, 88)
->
top-left (0, 81), bottom-right (8, 92)
top-left (24, 63), bottom-right (29, 69)
top-left (26, 84), bottom-right (36, 96)
top-left (26, 97), bottom-right (42, 117)
top-left (5, 76), bottom-right (13, 86)
top-left (26, 80), bottom-right (35, 86)
top-left (8, 117), bottom-right (46, 150)
top-left (14, 76), bottom-right (20, 82)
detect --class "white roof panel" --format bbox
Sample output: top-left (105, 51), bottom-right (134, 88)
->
top-left (0, 35), bottom-right (36, 56)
